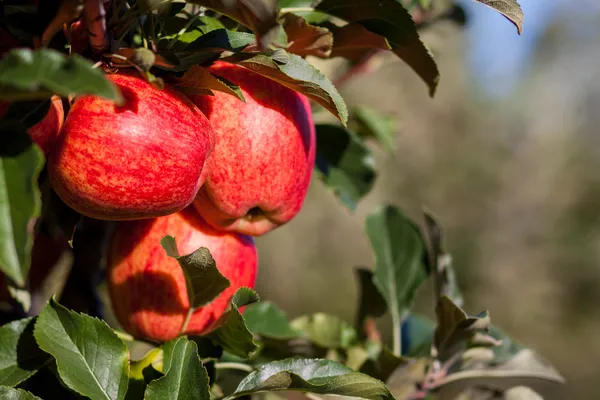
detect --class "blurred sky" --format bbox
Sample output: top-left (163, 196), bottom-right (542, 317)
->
top-left (460, 0), bottom-right (600, 97)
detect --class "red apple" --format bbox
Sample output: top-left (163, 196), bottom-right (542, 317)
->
top-left (48, 73), bottom-right (215, 220)
top-left (0, 96), bottom-right (64, 155)
top-left (188, 61), bottom-right (316, 236)
top-left (106, 206), bottom-right (257, 342)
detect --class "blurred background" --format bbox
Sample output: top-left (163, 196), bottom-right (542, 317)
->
top-left (254, 1), bottom-right (600, 398)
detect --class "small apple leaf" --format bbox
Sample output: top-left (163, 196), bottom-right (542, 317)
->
top-left (187, 0), bottom-right (280, 49)
top-left (314, 124), bottom-right (376, 210)
top-left (206, 287), bottom-right (260, 359)
top-left (365, 205), bottom-right (430, 345)
top-left (291, 313), bottom-right (357, 350)
top-left (279, 13), bottom-right (333, 58)
top-left (127, 348), bottom-right (162, 400)
top-left (161, 236), bottom-right (231, 309)
top-left (0, 387), bottom-right (42, 400)
top-left (229, 357), bottom-right (394, 400)
top-left (385, 358), bottom-right (429, 400)
top-left (175, 65), bottom-right (245, 101)
top-left (0, 318), bottom-right (50, 387)
top-left (33, 298), bottom-right (129, 400)
top-left (434, 296), bottom-right (490, 362)
top-left (352, 106), bottom-right (396, 152)
top-left (424, 211), bottom-right (464, 306)
top-left (243, 301), bottom-right (298, 340)
top-left (0, 120), bottom-right (44, 287)
top-left (0, 48), bottom-right (122, 103)
top-left (359, 342), bottom-right (412, 383)
top-left (312, 0), bottom-right (440, 96)
top-left (144, 337), bottom-right (211, 400)
top-left (329, 23), bottom-right (392, 60)
top-left (222, 51), bottom-right (348, 125)
top-left (474, 0), bottom-right (524, 35)
top-left (355, 268), bottom-right (388, 337)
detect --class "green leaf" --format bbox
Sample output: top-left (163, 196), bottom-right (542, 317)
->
top-left (279, 13), bottom-right (333, 58)
top-left (424, 211), bottom-right (463, 306)
top-left (175, 66), bottom-right (245, 101)
top-left (384, 358), bottom-right (429, 400)
top-left (126, 348), bottom-right (162, 400)
top-left (144, 337), bottom-right (211, 400)
top-left (33, 298), bottom-right (129, 400)
top-left (0, 318), bottom-right (50, 387)
top-left (355, 268), bottom-right (388, 336)
top-left (186, 29), bottom-right (256, 52)
top-left (206, 287), bottom-right (260, 358)
top-left (243, 301), bottom-right (298, 339)
top-left (314, 124), bottom-right (376, 210)
top-left (352, 106), bottom-right (396, 152)
top-left (0, 386), bottom-right (42, 400)
top-left (434, 296), bottom-right (490, 362)
top-left (486, 325), bottom-right (523, 363)
top-left (313, 0), bottom-right (439, 96)
top-left (475, 0), bottom-right (523, 35)
top-left (291, 313), bottom-right (357, 350)
top-left (229, 357), bottom-right (394, 400)
top-left (365, 205), bottom-right (429, 352)
top-left (161, 235), bottom-right (231, 309)
top-left (0, 48), bottom-right (122, 103)
top-left (0, 120), bottom-right (44, 287)
top-left (187, 0), bottom-right (281, 49)
top-left (222, 51), bottom-right (348, 125)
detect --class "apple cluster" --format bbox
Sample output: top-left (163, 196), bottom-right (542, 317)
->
top-left (17, 62), bottom-right (316, 342)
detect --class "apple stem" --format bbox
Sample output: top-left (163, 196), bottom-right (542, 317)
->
top-left (180, 306), bottom-right (195, 334)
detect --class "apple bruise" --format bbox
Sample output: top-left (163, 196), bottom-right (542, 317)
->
top-left (189, 62), bottom-right (316, 236)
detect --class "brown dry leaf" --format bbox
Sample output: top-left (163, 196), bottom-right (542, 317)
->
top-left (329, 23), bottom-right (391, 61)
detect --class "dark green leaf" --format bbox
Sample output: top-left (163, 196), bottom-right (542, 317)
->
top-left (475, 0), bottom-right (523, 34)
top-left (424, 211), bottom-right (463, 306)
top-left (144, 337), bottom-right (211, 400)
top-left (313, 0), bottom-right (439, 96)
top-left (0, 49), bottom-right (122, 103)
top-left (0, 386), bottom-right (42, 400)
top-left (186, 29), bottom-right (256, 52)
top-left (365, 205), bottom-right (429, 348)
top-left (314, 124), bottom-right (376, 209)
top-left (359, 343), bottom-right (411, 383)
top-left (355, 268), bottom-right (388, 336)
top-left (175, 66), bottom-right (245, 101)
top-left (222, 51), bottom-right (348, 125)
top-left (206, 287), bottom-right (260, 358)
top-left (187, 0), bottom-right (280, 49)
top-left (243, 301), bottom-right (298, 339)
top-left (402, 314), bottom-right (434, 358)
top-left (161, 235), bottom-right (231, 309)
top-left (230, 357), bottom-right (395, 400)
top-left (0, 120), bottom-right (44, 287)
top-left (434, 296), bottom-right (490, 362)
top-left (0, 318), bottom-right (50, 387)
top-left (352, 106), bottom-right (396, 152)
top-left (4, 100), bottom-right (51, 129)
top-left (33, 298), bottom-right (129, 400)
top-left (126, 348), bottom-right (162, 400)
top-left (291, 313), bottom-right (357, 350)
top-left (279, 13), bottom-right (333, 58)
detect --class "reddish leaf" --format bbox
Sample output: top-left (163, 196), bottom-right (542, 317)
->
top-left (280, 13), bottom-right (333, 58)
top-left (329, 23), bottom-right (391, 61)
top-left (175, 65), bottom-right (245, 100)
